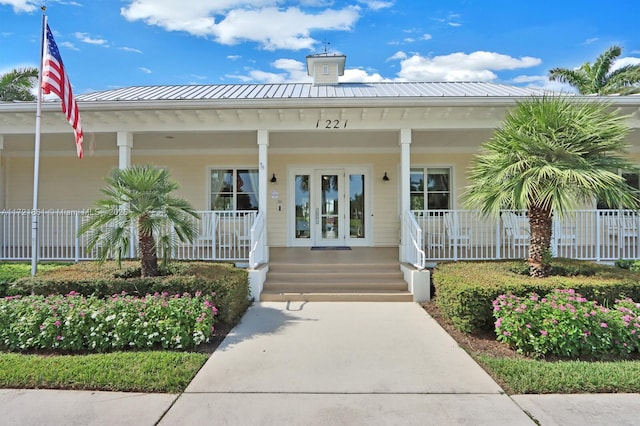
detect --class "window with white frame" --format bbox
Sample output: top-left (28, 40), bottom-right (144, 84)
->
top-left (410, 167), bottom-right (451, 210)
top-left (210, 169), bottom-right (259, 211)
top-left (597, 171), bottom-right (640, 209)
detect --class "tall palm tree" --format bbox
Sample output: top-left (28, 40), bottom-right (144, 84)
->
top-left (464, 96), bottom-right (637, 278)
top-left (0, 67), bottom-right (38, 101)
top-left (79, 165), bottom-right (199, 277)
top-left (549, 45), bottom-right (640, 95)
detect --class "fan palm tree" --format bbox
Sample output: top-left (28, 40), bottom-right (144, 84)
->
top-left (549, 45), bottom-right (640, 95)
top-left (79, 165), bottom-right (199, 277)
top-left (464, 96), bottom-right (637, 278)
top-left (0, 67), bottom-right (38, 101)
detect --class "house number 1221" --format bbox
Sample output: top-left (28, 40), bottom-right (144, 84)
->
top-left (316, 119), bottom-right (348, 129)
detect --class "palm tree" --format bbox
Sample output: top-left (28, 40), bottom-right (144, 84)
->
top-left (0, 67), bottom-right (38, 101)
top-left (549, 45), bottom-right (640, 95)
top-left (79, 166), bottom-right (199, 277)
top-left (464, 96), bottom-right (637, 278)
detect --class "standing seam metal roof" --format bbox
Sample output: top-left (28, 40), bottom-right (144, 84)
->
top-left (74, 81), bottom-right (547, 102)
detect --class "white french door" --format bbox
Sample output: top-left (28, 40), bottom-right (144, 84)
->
top-left (290, 168), bottom-right (370, 247)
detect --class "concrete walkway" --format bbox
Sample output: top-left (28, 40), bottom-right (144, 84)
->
top-left (2, 302), bottom-right (639, 425)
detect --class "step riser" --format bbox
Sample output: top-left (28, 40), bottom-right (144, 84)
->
top-left (266, 272), bottom-right (404, 282)
top-left (260, 293), bottom-right (414, 302)
top-left (269, 264), bottom-right (400, 274)
top-left (264, 283), bottom-right (408, 292)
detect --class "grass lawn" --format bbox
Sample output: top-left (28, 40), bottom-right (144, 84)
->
top-left (0, 351), bottom-right (209, 393)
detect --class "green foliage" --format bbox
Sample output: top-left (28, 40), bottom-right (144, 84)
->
top-left (9, 261), bottom-right (250, 325)
top-left (78, 165), bottom-right (199, 276)
top-left (0, 351), bottom-right (209, 393)
top-left (549, 45), bottom-right (640, 95)
top-left (0, 67), bottom-right (38, 101)
top-left (0, 292), bottom-right (217, 352)
top-left (433, 260), bottom-right (640, 333)
top-left (0, 263), bottom-right (71, 297)
top-left (494, 290), bottom-right (640, 358)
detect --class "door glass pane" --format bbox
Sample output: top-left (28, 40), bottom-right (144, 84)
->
top-left (295, 175), bottom-right (310, 239)
top-left (322, 174), bottom-right (339, 239)
top-left (349, 174), bottom-right (365, 238)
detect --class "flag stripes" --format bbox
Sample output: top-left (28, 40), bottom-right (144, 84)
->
top-left (41, 23), bottom-right (84, 159)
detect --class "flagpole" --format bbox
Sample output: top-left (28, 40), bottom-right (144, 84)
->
top-left (31, 7), bottom-right (47, 276)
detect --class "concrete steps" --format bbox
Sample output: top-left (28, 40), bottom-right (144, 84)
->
top-left (261, 260), bottom-right (412, 302)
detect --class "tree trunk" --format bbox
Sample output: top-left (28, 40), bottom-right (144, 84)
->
top-left (138, 217), bottom-right (158, 277)
top-left (528, 205), bottom-right (552, 278)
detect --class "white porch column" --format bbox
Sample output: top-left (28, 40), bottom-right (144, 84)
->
top-left (117, 131), bottom-right (133, 169)
top-left (257, 130), bottom-right (269, 213)
top-left (257, 130), bottom-right (269, 263)
top-left (400, 128), bottom-right (412, 263)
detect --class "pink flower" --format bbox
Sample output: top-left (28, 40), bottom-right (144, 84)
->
top-left (600, 322), bottom-right (608, 328)
top-left (54, 320), bottom-right (61, 327)
top-left (540, 330), bottom-right (548, 336)
top-left (56, 335), bottom-right (63, 341)
top-left (495, 318), bottom-right (503, 328)
top-left (525, 324), bottom-right (531, 329)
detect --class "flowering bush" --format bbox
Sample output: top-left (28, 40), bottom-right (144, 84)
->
top-left (493, 289), bottom-right (640, 358)
top-left (0, 291), bottom-right (218, 352)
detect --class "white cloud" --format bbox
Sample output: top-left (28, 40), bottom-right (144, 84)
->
top-left (342, 68), bottom-right (391, 82)
top-left (612, 56), bottom-right (640, 71)
top-left (139, 67), bottom-right (152, 74)
top-left (583, 37), bottom-right (599, 45)
top-left (74, 32), bottom-right (108, 46)
top-left (59, 41), bottom-right (79, 51)
top-left (120, 1), bottom-right (360, 51)
top-left (0, 0), bottom-right (37, 12)
top-left (120, 46), bottom-right (143, 53)
top-left (422, 33), bottom-right (432, 41)
top-left (397, 51), bottom-right (542, 82)
top-left (357, 0), bottom-right (394, 10)
top-left (386, 51), bottom-right (407, 61)
top-left (227, 55), bottom-right (242, 61)
top-left (512, 75), bottom-right (546, 84)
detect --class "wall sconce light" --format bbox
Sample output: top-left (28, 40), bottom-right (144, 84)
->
top-left (270, 173), bottom-right (277, 183)
top-left (382, 172), bottom-right (390, 182)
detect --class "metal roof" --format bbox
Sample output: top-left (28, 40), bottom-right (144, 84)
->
top-left (75, 81), bottom-right (547, 102)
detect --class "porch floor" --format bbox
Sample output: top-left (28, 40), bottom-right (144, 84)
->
top-left (262, 247), bottom-right (412, 302)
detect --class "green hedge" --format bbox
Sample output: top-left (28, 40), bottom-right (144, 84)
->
top-left (433, 260), bottom-right (640, 333)
top-left (0, 263), bottom-right (71, 297)
top-left (8, 261), bottom-right (250, 325)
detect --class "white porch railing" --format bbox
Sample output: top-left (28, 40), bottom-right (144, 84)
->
top-left (403, 211), bottom-right (426, 269)
top-left (248, 211), bottom-right (266, 269)
top-left (407, 209), bottom-right (640, 265)
top-left (0, 210), bottom-right (257, 263)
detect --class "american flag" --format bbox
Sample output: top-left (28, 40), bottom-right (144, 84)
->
top-left (41, 24), bottom-right (84, 159)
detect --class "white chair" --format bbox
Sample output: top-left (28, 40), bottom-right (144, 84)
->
top-left (501, 212), bottom-right (529, 248)
top-left (443, 212), bottom-right (471, 248)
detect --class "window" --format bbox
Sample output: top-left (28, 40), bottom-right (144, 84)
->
top-left (597, 171), bottom-right (640, 209)
top-left (322, 64), bottom-right (329, 75)
top-left (410, 167), bottom-right (451, 210)
top-left (210, 169), bottom-right (259, 211)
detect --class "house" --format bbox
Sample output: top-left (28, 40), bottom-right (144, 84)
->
top-left (1, 53), bottom-right (640, 300)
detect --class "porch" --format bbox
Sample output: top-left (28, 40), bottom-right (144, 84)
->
top-left (3, 209), bottom-right (640, 267)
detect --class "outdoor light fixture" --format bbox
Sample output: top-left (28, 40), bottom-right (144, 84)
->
top-left (383, 172), bottom-right (390, 182)
top-left (271, 173), bottom-right (277, 183)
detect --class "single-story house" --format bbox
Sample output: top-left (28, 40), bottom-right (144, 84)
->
top-left (1, 53), bottom-right (640, 301)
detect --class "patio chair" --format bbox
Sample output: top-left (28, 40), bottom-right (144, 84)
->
top-left (501, 212), bottom-right (529, 248)
top-left (443, 212), bottom-right (471, 248)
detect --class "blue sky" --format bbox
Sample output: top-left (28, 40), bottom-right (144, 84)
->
top-left (1, 0), bottom-right (639, 95)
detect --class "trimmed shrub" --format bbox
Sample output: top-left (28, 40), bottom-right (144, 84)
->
top-left (9, 261), bottom-right (250, 325)
top-left (0, 263), bottom-right (70, 297)
top-left (434, 260), bottom-right (640, 333)
top-left (493, 289), bottom-right (640, 358)
top-left (0, 291), bottom-right (217, 352)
